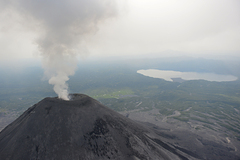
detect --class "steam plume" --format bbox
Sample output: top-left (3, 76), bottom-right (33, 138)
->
top-left (1, 0), bottom-right (117, 100)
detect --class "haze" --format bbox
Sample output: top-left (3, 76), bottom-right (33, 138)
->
top-left (0, 0), bottom-right (239, 61)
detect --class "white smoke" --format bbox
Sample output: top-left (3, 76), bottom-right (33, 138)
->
top-left (1, 0), bottom-right (118, 100)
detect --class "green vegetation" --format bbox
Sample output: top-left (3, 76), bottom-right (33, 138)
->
top-left (87, 88), bottom-right (134, 99)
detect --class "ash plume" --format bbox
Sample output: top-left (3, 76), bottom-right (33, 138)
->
top-left (1, 0), bottom-right (117, 100)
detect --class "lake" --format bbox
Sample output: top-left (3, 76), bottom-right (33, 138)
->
top-left (137, 69), bottom-right (238, 82)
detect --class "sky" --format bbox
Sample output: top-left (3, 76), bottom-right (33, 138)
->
top-left (0, 0), bottom-right (240, 61)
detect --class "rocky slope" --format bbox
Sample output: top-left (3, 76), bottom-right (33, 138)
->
top-left (0, 94), bottom-right (198, 160)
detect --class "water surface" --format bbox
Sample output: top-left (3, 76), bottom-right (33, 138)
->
top-left (137, 69), bottom-right (238, 82)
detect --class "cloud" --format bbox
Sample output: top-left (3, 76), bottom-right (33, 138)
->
top-left (88, 0), bottom-right (240, 57)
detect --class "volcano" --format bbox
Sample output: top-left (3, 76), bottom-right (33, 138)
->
top-left (0, 94), bottom-right (201, 160)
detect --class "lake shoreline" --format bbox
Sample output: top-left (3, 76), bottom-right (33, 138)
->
top-left (137, 69), bottom-right (238, 82)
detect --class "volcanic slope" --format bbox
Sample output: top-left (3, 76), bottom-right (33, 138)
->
top-left (0, 94), bottom-right (199, 160)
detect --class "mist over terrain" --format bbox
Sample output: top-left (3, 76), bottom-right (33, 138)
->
top-left (0, 56), bottom-right (240, 121)
top-left (0, 0), bottom-right (239, 104)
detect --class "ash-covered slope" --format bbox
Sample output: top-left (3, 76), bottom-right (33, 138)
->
top-left (0, 94), bottom-right (197, 160)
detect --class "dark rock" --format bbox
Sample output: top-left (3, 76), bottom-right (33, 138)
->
top-left (0, 94), bottom-right (196, 160)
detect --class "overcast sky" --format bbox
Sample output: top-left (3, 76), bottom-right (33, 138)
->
top-left (0, 0), bottom-right (240, 61)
